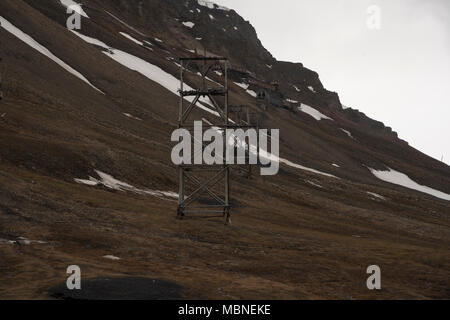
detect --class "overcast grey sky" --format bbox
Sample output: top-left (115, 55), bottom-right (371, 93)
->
top-left (214, 0), bottom-right (450, 164)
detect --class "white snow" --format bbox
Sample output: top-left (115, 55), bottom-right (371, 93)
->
top-left (119, 32), bottom-right (143, 45)
top-left (233, 82), bottom-right (257, 98)
top-left (74, 178), bottom-right (98, 186)
top-left (59, 0), bottom-right (89, 18)
top-left (306, 180), bottom-right (323, 188)
top-left (123, 113), bottom-right (142, 121)
top-left (368, 167), bottom-right (450, 201)
top-left (182, 21), bottom-right (195, 28)
top-left (246, 89), bottom-right (257, 98)
top-left (340, 128), bottom-right (354, 139)
top-left (280, 158), bottom-right (337, 178)
top-left (367, 191), bottom-right (386, 200)
top-left (308, 86), bottom-right (316, 93)
top-left (196, 37), bottom-right (203, 41)
top-left (0, 17), bottom-right (103, 94)
top-left (75, 170), bottom-right (179, 200)
top-left (205, 76), bottom-right (221, 86)
top-left (298, 104), bottom-right (333, 121)
top-left (154, 38), bottom-right (163, 42)
top-left (103, 255), bottom-right (120, 260)
top-left (286, 98), bottom-right (298, 104)
top-left (172, 60), bottom-right (182, 68)
top-left (197, 0), bottom-right (230, 11)
top-left (17, 237), bottom-right (31, 245)
top-left (158, 191), bottom-right (179, 198)
top-left (71, 30), bottom-right (109, 48)
top-left (202, 118), bottom-right (214, 126)
top-left (293, 85), bottom-right (301, 92)
top-left (332, 163), bottom-right (340, 168)
top-left (234, 26), bottom-right (239, 31)
top-left (234, 82), bottom-right (249, 90)
top-left (209, 14), bottom-right (215, 20)
top-left (198, 0), bottom-right (215, 9)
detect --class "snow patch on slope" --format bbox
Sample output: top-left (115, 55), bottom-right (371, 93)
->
top-left (367, 192), bottom-right (386, 200)
top-left (123, 113), bottom-right (142, 121)
top-left (182, 21), bottom-right (195, 28)
top-left (340, 128), bottom-right (354, 139)
top-left (0, 17), bottom-right (103, 94)
top-left (75, 170), bottom-right (179, 200)
top-left (246, 89), bottom-right (257, 98)
top-left (298, 104), bottom-right (333, 121)
top-left (280, 158), bottom-right (337, 178)
top-left (332, 163), bottom-right (340, 168)
top-left (308, 86), bottom-right (316, 93)
top-left (103, 255), bottom-right (120, 261)
top-left (234, 82), bottom-right (249, 90)
top-left (369, 167), bottom-right (450, 201)
top-left (233, 82), bottom-right (257, 98)
top-left (306, 180), bottom-right (323, 188)
top-left (197, 0), bottom-right (230, 11)
top-left (119, 32), bottom-right (143, 45)
top-left (71, 30), bottom-right (109, 48)
top-left (120, 32), bottom-right (153, 51)
top-left (59, 0), bottom-right (89, 18)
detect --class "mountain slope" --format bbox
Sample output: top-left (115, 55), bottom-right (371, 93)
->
top-left (0, 0), bottom-right (449, 299)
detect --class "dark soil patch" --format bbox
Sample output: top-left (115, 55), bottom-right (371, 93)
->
top-left (48, 277), bottom-right (183, 300)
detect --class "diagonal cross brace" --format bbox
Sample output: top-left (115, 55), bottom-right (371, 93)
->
top-left (185, 172), bottom-right (225, 205)
top-left (180, 166), bottom-right (228, 207)
top-left (182, 94), bottom-right (201, 123)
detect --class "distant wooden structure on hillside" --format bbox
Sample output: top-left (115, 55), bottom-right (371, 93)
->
top-left (251, 80), bottom-right (284, 109)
